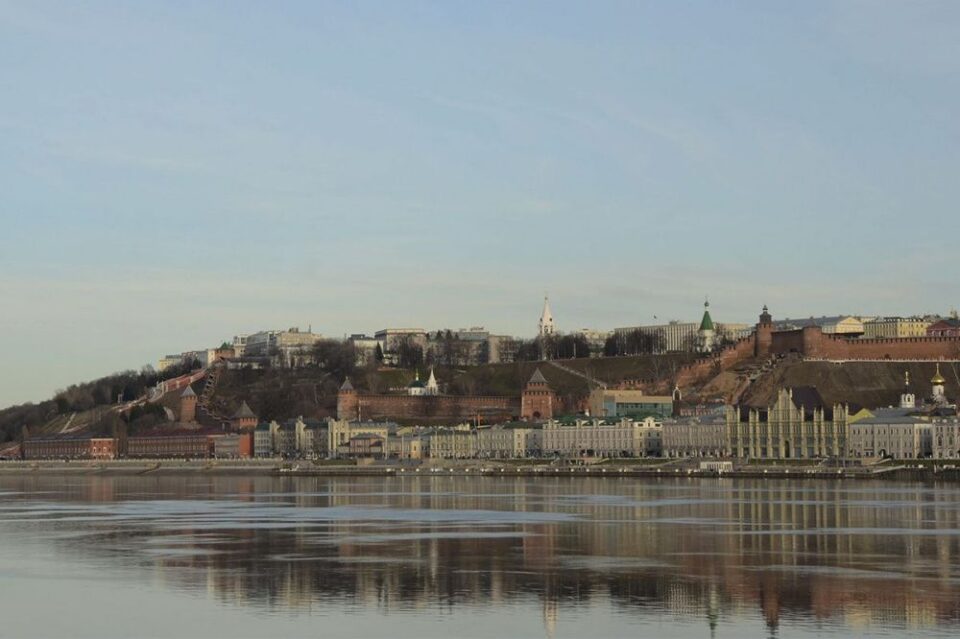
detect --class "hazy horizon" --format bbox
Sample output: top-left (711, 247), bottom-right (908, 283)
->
top-left (2, 1), bottom-right (959, 408)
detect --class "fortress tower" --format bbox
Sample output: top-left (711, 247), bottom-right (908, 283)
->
top-left (179, 385), bottom-right (197, 423)
top-left (337, 378), bottom-right (359, 420)
top-left (231, 401), bottom-right (257, 430)
top-left (754, 305), bottom-right (773, 358)
top-left (521, 368), bottom-right (555, 421)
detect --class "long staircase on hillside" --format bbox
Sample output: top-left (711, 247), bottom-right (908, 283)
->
top-left (545, 359), bottom-right (608, 390)
top-left (198, 363), bottom-right (230, 425)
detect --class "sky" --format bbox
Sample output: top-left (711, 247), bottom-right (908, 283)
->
top-left (1, 1), bottom-right (959, 408)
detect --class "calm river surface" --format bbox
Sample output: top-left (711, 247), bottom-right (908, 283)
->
top-left (1, 475), bottom-right (959, 638)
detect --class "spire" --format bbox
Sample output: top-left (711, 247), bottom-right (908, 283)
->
top-left (539, 296), bottom-right (555, 336)
top-left (340, 377), bottom-right (355, 392)
top-left (426, 367), bottom-right (438, 392)
top-left (699, 298), bottom-right (715, 332)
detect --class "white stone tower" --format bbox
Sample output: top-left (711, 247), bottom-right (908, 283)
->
top-left (538, 296), bottom-right (555, 337)
top-left (900, 370), bottom-right (915, 410)
top-left (698, 298), bottom-right (715, 353)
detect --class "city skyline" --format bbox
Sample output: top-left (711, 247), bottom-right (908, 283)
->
top-left (3, 2), bottom-right (959, 407)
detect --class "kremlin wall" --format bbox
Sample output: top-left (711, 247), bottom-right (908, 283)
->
top-left (336, 369), bottom-right (557, 422)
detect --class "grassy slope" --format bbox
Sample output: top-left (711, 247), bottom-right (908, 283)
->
top-left (739, 360), bottom-right (960, 409)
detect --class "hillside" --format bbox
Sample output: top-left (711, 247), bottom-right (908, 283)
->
top-left (738, 360), bottom-right (960, 409)
top-left (205, 353), bottom-right (697, 423)
top-left (4, 356), bottom-right (957, 448)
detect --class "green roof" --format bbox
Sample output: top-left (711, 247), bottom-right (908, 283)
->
top-left (699, 304), bottom-right (714, 331)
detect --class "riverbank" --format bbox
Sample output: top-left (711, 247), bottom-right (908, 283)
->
top-left (3, 459), bottom-right (960, 481)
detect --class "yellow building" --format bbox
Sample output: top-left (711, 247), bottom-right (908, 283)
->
top-left (862, 317), bottom-right (932, 339)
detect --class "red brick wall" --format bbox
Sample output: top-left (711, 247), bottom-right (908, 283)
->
top-left (768, 325), bottom-right (960, 360)
top-left (338, 392), bottom-right (519, 421)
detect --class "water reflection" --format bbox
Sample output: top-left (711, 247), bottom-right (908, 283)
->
top-left (2, 475), bottom-right (960, 638)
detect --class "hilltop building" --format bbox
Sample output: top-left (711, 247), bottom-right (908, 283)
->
top-left (244, 328), bottom-right (322, 367)
top-left (863, 317), bottom-right (932, 339)
top-left (614, 301), bottom-right (749, 354)
top-left (772, 316), bottom-right (864, 336)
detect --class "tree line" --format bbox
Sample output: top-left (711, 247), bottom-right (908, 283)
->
top-left (0, 359), bottom-right (202, 445)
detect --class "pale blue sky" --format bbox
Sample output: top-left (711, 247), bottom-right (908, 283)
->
top-left (1, 1), bottom-right (958, 407)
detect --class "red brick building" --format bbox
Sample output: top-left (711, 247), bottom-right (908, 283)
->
top-left (125, 429), bottom-right (215, 459)
top-left (23, 436), bottom-right (96, 460)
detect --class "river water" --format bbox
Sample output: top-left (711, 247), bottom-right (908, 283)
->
top-left (1, 475), bottom-right (958, 638)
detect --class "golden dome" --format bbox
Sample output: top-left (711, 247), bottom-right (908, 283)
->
top-left (931, 364), bottom-right (946, 385)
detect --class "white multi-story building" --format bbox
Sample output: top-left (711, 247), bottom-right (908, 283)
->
top-left (429, 429), bottom-right (477, 459)
top-left (931, 419), bottom-right (960, 459)
top-left (848, 409), bottom-right (931, 460)
top-left (542, 417), bottom-right (662, 458)
top-left (328, 419), bottom-right (394, 456)
top-left (244, 328), bottom-right (323, 366)
top-left (232, 335), bottom-right (248, 357)
top-left (347, 334), bottom-right (381, 364)
top-left (661, 417), bottom-right (726, 458)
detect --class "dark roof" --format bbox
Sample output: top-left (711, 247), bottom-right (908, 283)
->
top-left (232, 401), bottom-right (256, 420)
top-left (789, 386), bottom-right (826, 410)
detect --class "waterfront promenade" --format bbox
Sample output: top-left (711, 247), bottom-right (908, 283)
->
top-left (2, 457), bottom-right (959, 481)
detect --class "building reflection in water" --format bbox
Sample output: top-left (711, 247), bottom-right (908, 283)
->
top-left (2, 475), bottom-right (960, 637)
